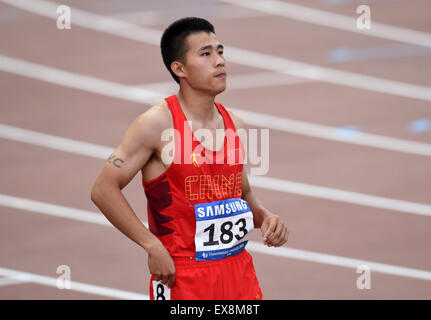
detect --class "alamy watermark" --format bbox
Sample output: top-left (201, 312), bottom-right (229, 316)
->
top-left (160, 121), bottom-right (270, 175)
top-left (356, 265), bottom-right (371, 290)
top-left (56, 5), bottom-right (71, 30)
top-left (356, 5), bottom-right (371, 30)
top-left (56, 265), bottom-right (71, 290)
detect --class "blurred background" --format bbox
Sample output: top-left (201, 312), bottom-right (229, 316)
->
top-left (0, 0), bottom-right (430, 299)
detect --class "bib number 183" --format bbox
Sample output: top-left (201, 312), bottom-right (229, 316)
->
top-left (203, 218), bottom-right (248, 246)
top-left (194, 198), bottom-right (254, 261)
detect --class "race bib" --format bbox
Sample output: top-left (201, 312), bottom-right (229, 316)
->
top-left (194, 198), bottom-right (254, 261)
top-left (152, 280), bottom-right (170, 300)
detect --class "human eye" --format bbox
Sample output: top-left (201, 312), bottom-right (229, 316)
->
top-left (201, 52), bottom-right (210, 56)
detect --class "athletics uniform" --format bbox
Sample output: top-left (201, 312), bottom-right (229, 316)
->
top-left (144, 95), bottom-right (262, 300)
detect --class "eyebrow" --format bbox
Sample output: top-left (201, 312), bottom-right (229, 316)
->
top-left (198, 44), bottom-right (224, 52)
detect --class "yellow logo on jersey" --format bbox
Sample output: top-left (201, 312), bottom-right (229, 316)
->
top-left (191, 152), bottom-right (200, 167)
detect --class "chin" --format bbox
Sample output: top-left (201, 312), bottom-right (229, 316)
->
top-left (201, 85), bottom-right (226, 96)
top-left (212, 82), bottom-right (227, 95)
top-left (215, 85), bottom-right (226, 95)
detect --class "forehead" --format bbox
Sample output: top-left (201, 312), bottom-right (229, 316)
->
top-left (185, 32), bottom-right (220, 51)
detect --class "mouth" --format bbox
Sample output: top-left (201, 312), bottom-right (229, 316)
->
top-left (215, 72), bottom-right (226, 79)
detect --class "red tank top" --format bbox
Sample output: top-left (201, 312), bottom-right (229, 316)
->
top-left (143, 94), bottom-right (245, 259)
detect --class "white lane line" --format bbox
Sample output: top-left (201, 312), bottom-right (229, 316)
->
top-left (220, 0), bottom-right (431, 48)
top-left (109, 3), bottom-right (267, 26)
top-left (0, 276), bottom-right (28, 287)
top-left (1, 194), bottom-right (430, 282)
top-left (222, 71), bottom-right (311, 89)
top-left (0, 55), bottom-right (163, 106)
top-left (0, 123), bottom-right (114, 159)
top-left (3, 0), bottom-right (431, 102)
top-left (1, 125), bottom-right (431, 217)
top-left (246, 242), bottom-right (431, 281)
top-left (233, 108), bottom-right (431, 157)
top-left (137, 71), bottom-right (312, 92)
top-left (2, 56), bottom-right (431, 158)
top-left (0, 0), bottom-right (162, 45)
top-left (0, 193), bottom-right (112, 226)
top-left (0, 192), bottom-right (148, 227)
top-left (249, 175), bottom-right (431, 217)
top-left (224, 46), bottom-right (431, 102)
top-left (0, 267), bottom-right (149, 300)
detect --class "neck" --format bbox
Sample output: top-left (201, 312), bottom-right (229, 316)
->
top-left (177, 85), bottom-right (216, 123)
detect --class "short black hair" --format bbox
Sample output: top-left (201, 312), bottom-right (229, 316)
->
top-left (160, 17), bottom-right (215, 84)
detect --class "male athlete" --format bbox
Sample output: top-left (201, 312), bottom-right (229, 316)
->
top-left (91, 17), bottom-right (288, 300)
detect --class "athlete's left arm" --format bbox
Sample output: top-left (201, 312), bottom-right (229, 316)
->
top-left (241, 165), bottom-right (289, 247)
top-left (228, 109), bottom-right (289, 247)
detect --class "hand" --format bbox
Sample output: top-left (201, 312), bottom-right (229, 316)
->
top-left (147, 241), bottom-right (176, 288)
top-left (261, 214), bottom-right (289, 247)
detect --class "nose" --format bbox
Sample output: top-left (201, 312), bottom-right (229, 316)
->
top-left (215, 54), bottom-right (225, 68)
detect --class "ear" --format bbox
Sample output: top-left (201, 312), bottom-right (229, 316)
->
top-left (170, 61), bottom-right (187, 80)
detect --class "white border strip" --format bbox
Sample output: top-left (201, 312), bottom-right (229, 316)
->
top-left (2, 56), bottom-right (431, 157)
top-left (2, 0), bottom-right (431, 102)
top-left (1, 125), bottom-right (431, 217)
top-left (0, 267), bottom-right (149, 300)
top-left (220, 0), bottom-right (431, 48)
top-left (1, 194), bottom-right (430, 281)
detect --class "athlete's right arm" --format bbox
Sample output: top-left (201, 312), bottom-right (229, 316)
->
top-left (91, 103), bottom-right (176, 288)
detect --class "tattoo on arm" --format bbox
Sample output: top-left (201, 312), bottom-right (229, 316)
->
top-left (106, 154), bottom-right (124, 168)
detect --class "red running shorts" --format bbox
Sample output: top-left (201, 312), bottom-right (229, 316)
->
top-left (149, 249), bottom-right (263, 300)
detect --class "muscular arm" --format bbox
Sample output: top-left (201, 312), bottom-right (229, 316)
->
top-left (91, 103), bottom-right (176, 287)
top-left (91, 107), bottom-right (160, 250)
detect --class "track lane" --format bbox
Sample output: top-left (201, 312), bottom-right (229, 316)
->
top-left (1, 0), bottom-right (430, 299)
top-left (1, 138), bottom-right (431, 273)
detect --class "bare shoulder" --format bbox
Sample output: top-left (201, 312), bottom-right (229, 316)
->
top-left (136, 99), bottom-right (171, 131)
top-left (122, 99), bottom-right (172, 150)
